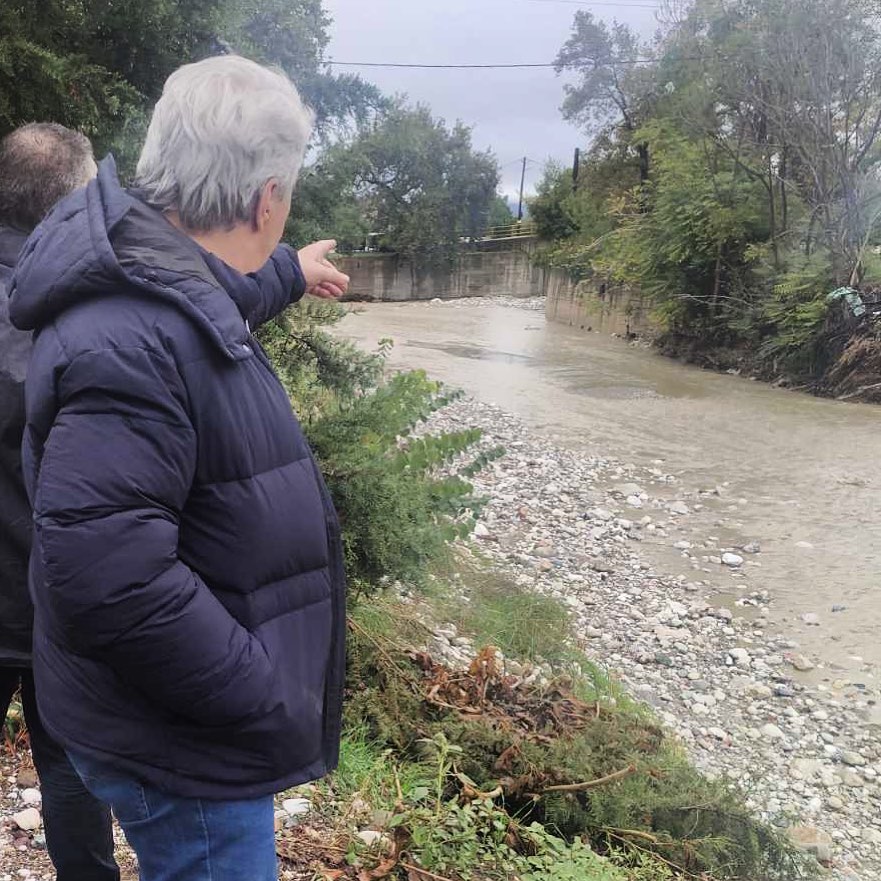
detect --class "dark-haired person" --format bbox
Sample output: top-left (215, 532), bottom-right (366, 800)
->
top-left (0, 122), bottom-right (120, 880)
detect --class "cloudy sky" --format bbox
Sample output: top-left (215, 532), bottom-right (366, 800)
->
top-left (322, 0), bottom-right (662, 200)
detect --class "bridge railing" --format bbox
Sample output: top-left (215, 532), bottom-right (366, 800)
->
top-left (476, 220), bottom-right (538, 240)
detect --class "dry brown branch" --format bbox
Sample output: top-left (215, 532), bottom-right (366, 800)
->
top-left (537, 763), bottom-right (637, 794)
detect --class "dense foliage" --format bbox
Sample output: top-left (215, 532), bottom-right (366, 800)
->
top-left (1, 2), bottom-right (503, 258)
top-left (257, 301), bottom-right (498, 594)
top-left (0, 1), bottom-right (384, 172)
top-left (342, 595), bottom-right (807, 881)
top-left (287, 105), bottom-right (501, 262)
top-left (537, 0), bottom-right (881, 380)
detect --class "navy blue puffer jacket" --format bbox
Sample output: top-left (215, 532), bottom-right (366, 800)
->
top-left (9, 158), bottom-right (346, 799)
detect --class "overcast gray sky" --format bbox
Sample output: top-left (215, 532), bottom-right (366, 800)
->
top-left (322, 0), bottom-right (661, 200)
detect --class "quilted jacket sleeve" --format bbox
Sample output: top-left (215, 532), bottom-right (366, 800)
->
top-left (246, 244), bottom-right (307, 328)
top-left (32, 343), bottom-right (276, 726)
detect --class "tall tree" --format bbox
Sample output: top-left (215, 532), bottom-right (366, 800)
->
top-left (554, 12), bottom-right (656, 181)
top-left (0, 1), bottom-right (387, 160)
top-left (301, 106), bottom-right (501, 264)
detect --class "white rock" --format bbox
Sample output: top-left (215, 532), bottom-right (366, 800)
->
top-left (761, 723), bottom-right (785, 741)
top-left (19, 789), bottom-right (41, 807)
top-left (282, 798), bottom-right (311, 817)
top-left (473, 522), bottom-right (490, 538)
top-left (356, 830), bottom-right (390, 849)
top-left (785, 652), bottom-right (815, 672)
top-left (615, 483), bottom-right (644, 498)
top-left (728, 648), bottom-right (751, 666)
top-left (722, 552), bottom-right (744, 568)
top-left (668, 501), bottom-right (689, 516)
top-left (12, 808), bottom-right (41, 831)
top-left (841, 750), bottom-right (866, 767)
top-left (861, 827), bottom-right (881, 845)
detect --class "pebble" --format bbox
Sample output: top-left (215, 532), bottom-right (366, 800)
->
top-left (407, 394), bottom-right (881, 876)
top-left (14, 770), bottom-right (37, 789)
top-left (281, 798), bottom-right (311, 817)
top-left (861, 827), bottom-right (881, 845)
top-left (788, 825), bottom-right (833, 862)
top-left (11, 809), bottom-right (41, 832)
top-left (356, 830), bottom-right (391, 850)
top-left (785, 653), bottom-right (815, 672)
top-left (721, 552), bottom-right (744, 568)
top-left (19, 790), bottom-right (41, 808)
top-left (841, 751), bottom-right (866, 767)
top-left (728, 648), bottom-right (750, 666)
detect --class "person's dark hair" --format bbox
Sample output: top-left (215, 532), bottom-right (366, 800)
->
top-left (0, 123), bottom-right (95, 232)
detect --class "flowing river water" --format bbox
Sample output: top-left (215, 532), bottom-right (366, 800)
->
top-left (337, 299), bottom-right (881, 680)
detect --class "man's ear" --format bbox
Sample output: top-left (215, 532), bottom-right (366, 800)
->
top-left (252, 180), bottom-right (279, 232)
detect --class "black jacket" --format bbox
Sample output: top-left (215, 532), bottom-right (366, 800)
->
top-left (0, 225), bottom-right (33, 666)
top-left (10, 158), bottom-right (346, 798)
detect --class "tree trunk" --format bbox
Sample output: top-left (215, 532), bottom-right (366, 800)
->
top-left (768, 157), bottom-right (780, 271)
top-left (637, 142), bottom-right (650, 184)
top-left (711, 244), bottom-right (724, 314)
top-left (779, 149), bottom-right (788, 234)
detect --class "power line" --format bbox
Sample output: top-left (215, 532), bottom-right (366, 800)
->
top-left (327, 57), bottom-right (672, 69)
top-left (526, 0), bottom-right (661, 7)
top-left (327, 61), bottom-right (556, 69)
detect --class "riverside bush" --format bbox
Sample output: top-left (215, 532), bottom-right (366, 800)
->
top-left (258, 300), bottom-right (500, 594)
top-left (345, 598), bottom-right (809, 881)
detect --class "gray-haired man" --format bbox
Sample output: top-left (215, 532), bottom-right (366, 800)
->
top-left (10, 57), bottom-right (349, 881)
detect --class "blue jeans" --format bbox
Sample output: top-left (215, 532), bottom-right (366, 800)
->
top-left (67, 751), bottom-right (277, 881)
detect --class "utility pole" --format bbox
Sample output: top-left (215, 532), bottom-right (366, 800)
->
top-left (517, 156), bottom-right (527, 221)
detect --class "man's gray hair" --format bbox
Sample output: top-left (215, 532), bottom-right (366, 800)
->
top-left (135, 55), bottom-right (314, 231)
top-left (0, 123), bottom-right (95, 232)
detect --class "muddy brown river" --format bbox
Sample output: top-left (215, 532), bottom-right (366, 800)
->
top-left (337, 300), bottom-right (881, 677)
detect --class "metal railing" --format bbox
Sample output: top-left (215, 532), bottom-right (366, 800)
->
top-left (477, 220), bottom-right (538, 240)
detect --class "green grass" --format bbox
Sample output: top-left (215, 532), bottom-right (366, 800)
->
top-left (332, 724), bottom-right (432, 810)
top-left (341, 568), bottom-right (810, 881)
top-left (434, 564), bottom-right (573, 664)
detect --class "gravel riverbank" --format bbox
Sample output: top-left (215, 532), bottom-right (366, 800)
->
top-left (2, 296), bottom-right (877, 878)
top-left (428, 393), bottom-right (881, 880)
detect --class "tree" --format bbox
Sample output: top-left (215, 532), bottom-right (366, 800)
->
top-left (487, 195), bottom-right (515, 229)
top-left (234, 0), bottom-right (389, 142)
top-left (554, 12), bottom-right (656, 181)
top-left (544, 0), bottom-right (881, 376)
top-left (664, 0), bottom-right (881, 284)
top-left (0, 1), bottom-right (387, 161)
top-left (303, 106), bottom-right (500, 263)
top-left (0, 2), bottom-right (143, 150)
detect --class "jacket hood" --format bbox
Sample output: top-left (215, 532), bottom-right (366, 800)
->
top-left (9, 157), bottom-right (253, 360)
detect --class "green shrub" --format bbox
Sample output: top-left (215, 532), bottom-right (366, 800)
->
top-left (345, 599), bottom-right (809, 881)
top-left (259, 301), bottom-right (502, 595)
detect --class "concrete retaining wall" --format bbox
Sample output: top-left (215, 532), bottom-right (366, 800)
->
top-left (335, 242), bottom-right (655, 338)
top-left (545, 276), bottom-right (656, 337)
top-left (336, 238), bottom-right (546, 302)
